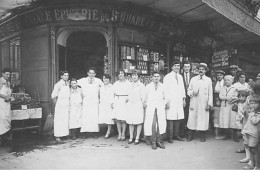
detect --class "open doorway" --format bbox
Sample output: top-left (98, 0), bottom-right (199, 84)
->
top-left (58, 31), bottom-right (107, 79)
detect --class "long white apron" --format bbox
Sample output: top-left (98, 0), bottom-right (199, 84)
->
top-left (69, 88), bottom-right (83, 129)
top-left (81, 83), bottom-right (100, 132)
top-left (99, 84), bottom-right (114, 125)
top-left (53, 85), bottom-right (70, 137)
top-left (144, 83), bottom-right (167, 136)
top-left (126, 81), bottom-right (145, 125)
top-left (0, 84), bottom-right (11, 135)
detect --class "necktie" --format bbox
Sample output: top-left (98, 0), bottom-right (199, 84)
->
top-left (200, 76), bottom-right (202, 80)
top-left (155, 83), bottom-right (158, 90)
top-left (185, 73), bottom-right (189, 87)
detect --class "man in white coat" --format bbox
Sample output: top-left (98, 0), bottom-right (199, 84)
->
top-left (0, 68), bottom-right (12, 146)
top-left (186, 63), bottom-right (213, 142)
top-left (51, 71), bottom-right (70, 143)
top-left (163, 60), bottom-right (186, 143)
top-left (78, 67), bottom-right (103, 138)
top-left (144, 71), bottom-right (168, 150)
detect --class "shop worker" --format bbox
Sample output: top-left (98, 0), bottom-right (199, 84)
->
top-left (163, 60), bottom-right (186, 143)
top-left (126, 70), bottom-right (146, 145)
top-left (180, 61), bottom-right (195, 138)
top-left (144, 71), bottom-right (168, 150)
top-left (0, 68), bottom-right (12, 146)
top-left (186, 63), bottom-right (213, 142)
top-left (51, 70), bottom-right (70, 143)
top-left (69, 78), bottom-right (83, 140)
top-left (211, 70), bottom-right (225, 139)
top-left (78, 67), bottom-right (103, 138)
top-left (111, 69), bottom-right (131, 141)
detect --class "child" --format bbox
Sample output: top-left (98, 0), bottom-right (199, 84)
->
top-left (69, 78), bottom-right (83, 140)
top-left (235, 90), bottom-right (250, 162)
top-left (242, 94), bottom-right (260, 170)
top-left (98, 74), bottom-right (114, 138)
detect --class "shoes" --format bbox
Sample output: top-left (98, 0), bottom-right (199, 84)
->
top-left (56, 137), bottom-right (62, 143)
top-left (200, 137), bottom-right (206, 142)
top-left (186, 135), bottom-right (193, 142)
top-left (156, 142), bottom-right (165, 149)
top-left (134, 139), bottom-right (139, 145)
top-left (215, 136), bottom-right (224, 140)
top-left (253, 167), bottom-right (259, 170)
top-left (248, 160), bottom-right (254, 167)
top-left (174, 136), bottom-right (185, 141)
top-left (152, 142), bottom-right (157, 150)
top-left (117, 136), bottom-right (121, 141)
top-left (239, 158), bottom-right (250, 163)
top-left (236, 149), bottom-right (246, 153)
top-left (121, 136), bottom-right (126, 141)
top-left (104, 133), bottom-right (110, 139)
top-left (243, 165), bottom-right (254, 170)
top-left (146, 140), bottom-right (152, 145)
top-left (168, 138), bottom-right (174, 143)
top-left (128, 138), bottom-right (133, 144)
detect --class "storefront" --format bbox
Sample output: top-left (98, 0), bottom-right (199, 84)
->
top-left (0, 1), bottom-right (210, 120)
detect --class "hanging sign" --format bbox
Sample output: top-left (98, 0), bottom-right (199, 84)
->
top-left (212, 49), bottom-right (229, 70)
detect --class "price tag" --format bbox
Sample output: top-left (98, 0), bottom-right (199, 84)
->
top-left (143, 55), bottom-right (148, 61)
top-left (21, 105), bottom-right (28, 110)
top-left (127, 56), bottom-right (131, 59)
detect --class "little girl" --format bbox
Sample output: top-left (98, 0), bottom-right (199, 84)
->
top-left (98, 74), bottom-right (115, 138)
top-left (235, 90), bottom-right (250, 163)
top-left (242, 94), bottom-right (260, 170)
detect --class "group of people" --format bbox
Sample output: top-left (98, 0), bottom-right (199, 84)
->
top-left (211, 65), bottom-right (260, 170)
top-left (50, 61), bottom-right (216, 150)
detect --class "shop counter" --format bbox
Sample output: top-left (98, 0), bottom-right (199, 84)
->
top-left (10, 108), bottom-right (42, 136)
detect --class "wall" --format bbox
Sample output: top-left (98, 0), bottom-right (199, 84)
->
top-left (21, 26), bottom-right (50, 121)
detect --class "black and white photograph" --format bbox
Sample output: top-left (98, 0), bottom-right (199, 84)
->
top-left (1, 0), bottom-right (260, 170)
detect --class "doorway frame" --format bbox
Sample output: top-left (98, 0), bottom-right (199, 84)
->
top-left (51, 25), bottom-right (114, 86)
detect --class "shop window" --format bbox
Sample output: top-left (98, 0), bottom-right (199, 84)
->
top-left (9, 38), bottom-right (21, 86)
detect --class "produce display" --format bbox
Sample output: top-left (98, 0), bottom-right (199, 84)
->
top-left (11, 90), bottom-right (41, 110)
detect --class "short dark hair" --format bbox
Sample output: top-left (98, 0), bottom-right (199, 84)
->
top-left (238, 90), bottom-right (249, 98)
top-left (60, 70), bottom-right (69, 76)
top-left (70, 78), bottom-right (77, 83)
top-left (171, 60), bottom-right (181, 67)
top-left (116, 69), bottom-right (126, 77)
top-left (152, 71), bottom-right (161, 76)
top-left (237, 71), bottom-right (247, 78)
top-left (2, 68), bottom-right (11, 73)
top-left (103, 74), bottom-right (111, 80)
top-left (183, 61), bottom-right (191, 65)
top-left (88, 67), bottom-right (96, 73)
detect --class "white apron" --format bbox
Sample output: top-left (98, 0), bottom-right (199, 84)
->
top-left (112, 80), bottom-right (131, 121)
top-left (69, 87), bottom-right (83, 129)
top-left (163, 72), bottom-right (186, 120)
top-left (144, 82), bottom-right (167, 136)
top-left (99, 84), bottom-right (114, 125)
top-left (52, 81), bottom-right (70, 137)
top-left (126, 81), bottom-right (145, 125)
top-left (80, 81), bottom-right (100, 132)
top-left (0, 81), bottom-right (11, 135)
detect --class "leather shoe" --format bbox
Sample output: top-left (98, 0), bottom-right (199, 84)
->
top-left (134, 139), bottom-right (139, 145)
top-left (152, 142), bottom-right (157, 150)
top-left (200, 138), bottom-right (206, 142)
top-left (186, 135), bottom-right (193, 142)
top-left (156, 142), bottom-right (165, 149)
top-left (128, 138), bottom-right (133, 144)
top-left (236, 149), bottom-right (246, 153)
top-left (168, 138), bottom-right (173, 143)
top-left (174, 136), bottom-right (185, 141)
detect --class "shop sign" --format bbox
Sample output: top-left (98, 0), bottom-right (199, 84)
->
top-left (212, 49), bottom-right (229, 69)
top-left (203, 0), bottom-right (260, 36)
top-left (0, 5), bottom-right (198, 41)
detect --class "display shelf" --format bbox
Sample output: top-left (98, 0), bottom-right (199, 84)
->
top-left (119, 44), bottom-right (167, 85)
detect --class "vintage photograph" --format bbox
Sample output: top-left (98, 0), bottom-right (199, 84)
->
top-left (1, 0), bottom-right (260, 170)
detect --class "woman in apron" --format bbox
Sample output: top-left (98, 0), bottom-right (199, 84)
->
top-left (51, 71), bottom-right (70, 143)
top-left (112, 69), bottom-right (131, 141)
top-left (69, 78), bottom-right (83, 140)
top-left (99, 74), bottom-right (114, 138)
top-left (0, 68), bottom-right (12, 146)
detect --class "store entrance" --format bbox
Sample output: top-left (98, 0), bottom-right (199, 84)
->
top-left (59, 31), bottom-right (107, 79)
